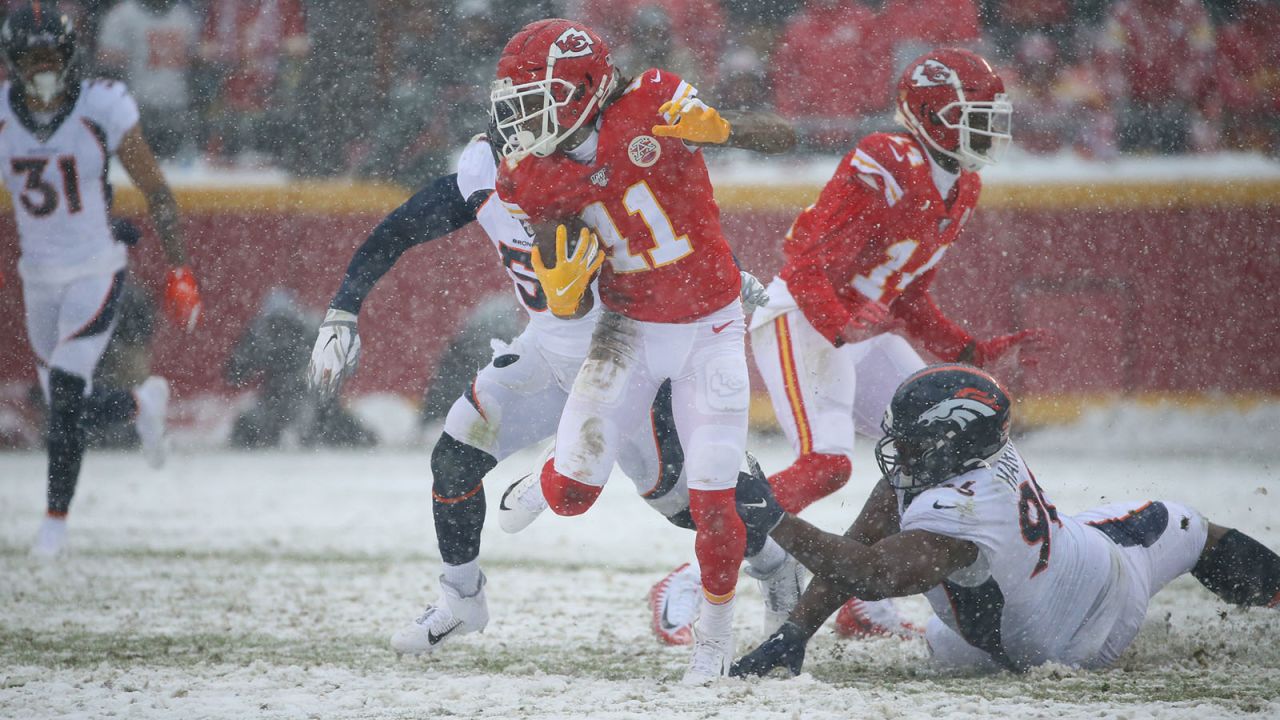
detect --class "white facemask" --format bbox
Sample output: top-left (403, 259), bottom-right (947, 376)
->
top-left (31, 71), bottom-right (61, 104)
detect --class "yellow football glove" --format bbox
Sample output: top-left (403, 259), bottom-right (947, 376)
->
top-left (652, 98), bottom-right (731, 144)
top-left (531, 224), bottom-right (604, 318)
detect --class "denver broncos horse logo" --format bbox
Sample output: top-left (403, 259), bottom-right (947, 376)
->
top-left (552, 28), bottom-right (594, 59)
top-left (918, 395), bottom-right (997, 430)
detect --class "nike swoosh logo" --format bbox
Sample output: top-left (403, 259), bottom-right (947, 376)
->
top-left (427, 618), bottom-right (463, 645)
top-left (653, 70), bottom-right (661, 83)
top-left (712, 321), bottom-right (733, 334)
top-left (933, 501), bottom-right (956, 510)
top-left (742, 499), bottom-right (768, 508)
top-left (499, 476), bottom-right (528, 511)
top-left (660, 595), bottom-right (679, 631)
top-left (554, 280), bottom-right (583, 297)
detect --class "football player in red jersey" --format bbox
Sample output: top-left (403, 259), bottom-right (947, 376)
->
top-left (745, 47), bottom-right (1052, 634)
top-left (488, 18), bottom-right (795, 683)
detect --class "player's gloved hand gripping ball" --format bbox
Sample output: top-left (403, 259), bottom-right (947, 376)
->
top-left (531, 224), bottom-right (603, 318)
top-left (308, 309), bottom-right (361, 397)
top-left (653, 98), bottom-right (732, 145)
top-left (163, 266), bottom-right (203, 332)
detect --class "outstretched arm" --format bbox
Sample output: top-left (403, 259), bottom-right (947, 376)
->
top-left (653, 99), bottom-right (796, 154)
top-left (310, 174), bottom-right (479, 396)
top-left (785, 478), bottom-right (901, 636)
top-left (718, 110), bottom-right (797, 154)
top-left (118, 124), bottom-right (203, 331)
top-left (773, 517), bottom-right (977, 602)
top-left (330, 173), bottom-right (480, 314)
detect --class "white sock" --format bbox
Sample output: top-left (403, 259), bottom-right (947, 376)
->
top-left (697, 593), bottom-right (736, 637)
top-left (745, 537), bottom-right (787, 577)
top-left (441, 559), bottom-right (482, 596)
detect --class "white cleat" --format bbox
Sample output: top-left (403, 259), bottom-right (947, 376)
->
top-left (134, 376), bottom-right (170, 469)
top-left (746, 553), bottom-right (808, 637)
top-left (682, 623), bottom-right (735, 685)
top-left (648, 562), bottom-right (701, 646)
top-left (30, 514), bottom-right (67, 559)
top-left (390, 572), bottom-right (489, 655)
top-left (498, 470), bottom-right (549, 534)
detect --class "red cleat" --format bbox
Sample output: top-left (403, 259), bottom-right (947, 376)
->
top-left (834, 597), bottom-right (923, 639)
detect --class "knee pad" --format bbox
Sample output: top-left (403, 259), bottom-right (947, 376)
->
top-left (431, 432), bottom-right (497, 500)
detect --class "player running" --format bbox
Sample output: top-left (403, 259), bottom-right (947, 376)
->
top-left (489, 18), bottom-right (795, 682)
top-left (654, 47), bottom-right (1051, 640)
top-left (3, 3), bottom-right (202, 558)
top-left (731, 364), bottom-right (1280, 676)
top-left (306, 131), bottom-right (800, 660)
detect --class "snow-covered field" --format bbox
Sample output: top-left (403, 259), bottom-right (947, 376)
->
top-left (3, 428), bottom-right (1279, 719)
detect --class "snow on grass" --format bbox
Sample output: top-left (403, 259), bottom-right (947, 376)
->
top-left (2, 433), bottom-right (1278, 719)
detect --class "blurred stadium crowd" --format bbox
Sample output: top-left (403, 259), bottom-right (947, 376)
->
top-left (2, 0), bottom-right (1276, 189)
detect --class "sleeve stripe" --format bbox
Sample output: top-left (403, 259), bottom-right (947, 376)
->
top-left (851, 150), bottom-right (904, 206)
top-left (501, 200), bottom-right (529, 218)
top-left (662, 81), bottom-right (695, 124)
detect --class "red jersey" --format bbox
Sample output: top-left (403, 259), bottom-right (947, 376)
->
top-left (779, 132), bottom-right (981, 358)
top-left (496, 69), bottom-right (741, 324)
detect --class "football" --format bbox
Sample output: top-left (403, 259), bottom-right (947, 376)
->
top-left (534, 215), bottom-right (594, 268)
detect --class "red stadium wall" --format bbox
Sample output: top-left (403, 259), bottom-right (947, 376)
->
top-left (1, 179), bottom-right (1277, 403)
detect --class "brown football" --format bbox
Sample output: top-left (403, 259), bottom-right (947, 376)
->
top-left (534, 216), bottom-right (594, 268)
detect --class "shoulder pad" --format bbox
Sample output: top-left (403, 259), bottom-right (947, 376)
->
top-left (847, 133), bottom-right (927, 207)
top-left (82, 78), bottom-right (132, 104)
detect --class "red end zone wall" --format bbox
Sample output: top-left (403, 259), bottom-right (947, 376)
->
top-left (1, 180), bottom-right (1277, 400)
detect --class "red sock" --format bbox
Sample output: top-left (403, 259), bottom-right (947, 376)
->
top-left (768, 452), bottom-right (852, 514)
top-left (689, 488), bottom-right (746, 599)
top-left (540, 458), bottom-right (603, 516)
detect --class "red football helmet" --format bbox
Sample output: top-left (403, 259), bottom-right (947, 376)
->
top-left (895, 48), bottom-right (1012, 171)
top-left (489, 19), bottom-right (616, 160)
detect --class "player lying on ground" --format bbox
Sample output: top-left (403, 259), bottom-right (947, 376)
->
top-left (653, 46), bottom-right (1052, 639)
top-left (490, 18), bottom-right (796, 683)
top-left (2, 4), bottom-right (202, 558)
top-left (730, 364), bottom-right (1280, 676)
top-left (307, 130), bottom-right (801, 659)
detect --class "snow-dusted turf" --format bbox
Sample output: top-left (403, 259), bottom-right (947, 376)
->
top-left (3, 431), bottom-right (1279, 719)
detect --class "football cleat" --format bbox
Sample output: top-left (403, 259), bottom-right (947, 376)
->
top-left (648, 563), bottom-right (701, 646)
top-left (682, 621), bottom-right (735, 685)
top-left (390, 572), bottom-right (489, 655)
top-left (498, 443), bottom-right (553, 533)
top-left (745, 553), bottom-right (808, 637)
top-left (133, 376), bottom-right (170, 469)
top-left (834, 597), bottom-right (923, 639)
top-left (30, 514), bottom-right (67, 559)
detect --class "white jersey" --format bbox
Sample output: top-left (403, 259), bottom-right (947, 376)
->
top-left (2, 79), bottom-right (140, 284)
top-left (96, 0), bottom-right (200, 111)
top-left (898, 443), bottom-right (1124, 670)
top-left (455, 137), bottom-right (599, 358)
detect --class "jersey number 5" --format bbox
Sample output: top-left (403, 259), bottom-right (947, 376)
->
top-left (11, 156), bottom-right (83, 217)
top-left (1017, 478), bottom-right (1060, 578)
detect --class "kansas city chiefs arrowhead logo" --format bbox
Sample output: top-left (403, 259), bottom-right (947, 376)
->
top-left (552, 28), bottom-right (594, 59)
top-left (911, 59), bottom-right (957, 88)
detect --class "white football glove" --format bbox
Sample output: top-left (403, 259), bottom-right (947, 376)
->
top-left (308, 308), bottom-right (361, 397)
top-left (740, 271), bottom-right (770, 315)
